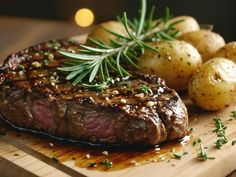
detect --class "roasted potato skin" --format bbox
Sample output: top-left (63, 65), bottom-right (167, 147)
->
top-left (178, 30), bottom-right (225, 62)
top-left (213, 42), bottom-right (236, 63)
top-left (138, 40), bottom-right (202, 91)
top-left (168, 16), bottom-right (200, 34)
top-left (87, 21), bottom-right (128, 44)
top-left (188, 58), bottom-right (236, 111)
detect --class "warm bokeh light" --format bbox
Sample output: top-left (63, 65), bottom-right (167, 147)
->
top-left (75, 8), bottom-right (94, 27)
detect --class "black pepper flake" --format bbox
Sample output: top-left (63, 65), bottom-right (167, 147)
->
top-left (52, 157), bottom-right (59, 162)
top-left (0, 131), bottom-right (6, 136)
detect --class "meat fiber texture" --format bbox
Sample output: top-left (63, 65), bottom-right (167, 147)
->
top-left (0, 39), bottom-right (188, 146)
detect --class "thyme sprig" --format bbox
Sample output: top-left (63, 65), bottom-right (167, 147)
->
top-left (213, 118), bottom-right (228, 149)
top-left (58, 0), bottom-right (180, 89)
top-left (197, 145), bottom-right (215, 161)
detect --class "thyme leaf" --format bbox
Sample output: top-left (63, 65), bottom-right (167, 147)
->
top-left (101, 159), bottom-right (113, 168)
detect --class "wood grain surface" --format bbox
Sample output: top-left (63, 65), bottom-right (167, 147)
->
top-left (0, 16), bottom-right (236, 177)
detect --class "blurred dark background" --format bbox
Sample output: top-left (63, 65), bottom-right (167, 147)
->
top-left (0, 0), bottom-right (236, 41)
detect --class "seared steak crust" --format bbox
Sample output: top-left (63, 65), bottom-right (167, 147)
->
top-left (0, 39), bottom-right (188, 146)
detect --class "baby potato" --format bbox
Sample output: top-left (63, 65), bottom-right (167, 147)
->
top-left (138, 40), bottom-right (202, 91)
top-left (87, 21), bottom-right (128, 45)
top-left (178, 30), bottom-right (225, 62)
top-left (167, 16), bottom-right (200, 34)
top-left (188, 58), bottom-right (236, 111)
top-left (213, 42), bottom-right (236, 63)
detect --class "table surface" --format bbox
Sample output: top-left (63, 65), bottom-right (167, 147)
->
top-left (0, 16), bottom-right (235, 177)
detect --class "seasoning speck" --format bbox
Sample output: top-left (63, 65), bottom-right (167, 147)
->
top-left (120, 99), bottom-right (127, 104)
top-left (85, 154), bottom-right (91, 159)
top-left (48, 53), bottom-right (54, 61)
top-left (130, 160), bottom-right (140, 166)
top-left (49, 143), bottom-right (54, 147)
top-left (31, 61), bottom-right (41, 68)
top-left (152, 159), bottom-right (157, 162)
top-left (112, 90), bottom-right (119, 95)
top-left (102, 151), bottom-right (109, 156)
top-left (159, 155), bottom-right (165, 161)
top-left (135, 93), bottom-right (144, 98)
top-left (140, 107), bottom-right (146, 113)
top-left (89, 162), bottom-right (97, 167)
top-left (146, 101), bottom-right (155, 107)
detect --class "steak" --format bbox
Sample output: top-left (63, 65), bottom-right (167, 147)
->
top-left (0, 39), bottom-right (188, 146)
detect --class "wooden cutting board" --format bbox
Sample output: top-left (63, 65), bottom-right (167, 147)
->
top-left (1, 35), bottom-right (236, 177)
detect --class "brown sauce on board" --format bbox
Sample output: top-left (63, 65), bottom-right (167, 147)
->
top-left (0, 119), bottom-right (192, 171)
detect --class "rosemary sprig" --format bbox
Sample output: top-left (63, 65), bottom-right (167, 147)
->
top-left (58, 0), bottom-right (180, 89)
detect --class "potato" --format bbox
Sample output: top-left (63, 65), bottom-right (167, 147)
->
top-left (188, 58), bottom-right (236, 111)
top-left (138, 40), bottom-right (202, 91)
top-left (87, 21), bottom-right (128, 45)
top-left (167, 16), bottom-right (200, 34)
top-left (178, 30), bottom-right (225, 62)
top-left (213, 42), bottom-right (236, 63)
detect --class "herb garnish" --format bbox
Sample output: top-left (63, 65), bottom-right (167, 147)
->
top-left (173, 151), bottom-right (188, 160)
top-left (173, 154), bottom-right (182, 159)
top-left (18, 64), bottom-right (25, 71)
top-left (192, 138), bottom-right (201, 146)
top-left (139, 85), bottom-right (153, 95)
top-left (58, 0), bottom-right (181, 89)
top-left (232, 140), bottom-right (236, 146)
top-left (230, 111), bottom-right (236, 120)
top-left (101, 159), bottom-right (113, 168)
top-left (213, 118), bottom-right (228, 149)
top-left (197, 145), bottom-right (215, 161)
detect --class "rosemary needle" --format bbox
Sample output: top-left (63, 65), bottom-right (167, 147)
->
top-left (58, 0), bottom-right (181, 90)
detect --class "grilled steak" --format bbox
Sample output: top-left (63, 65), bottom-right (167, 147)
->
top-left (0, 39), bottom-right (188, 146)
